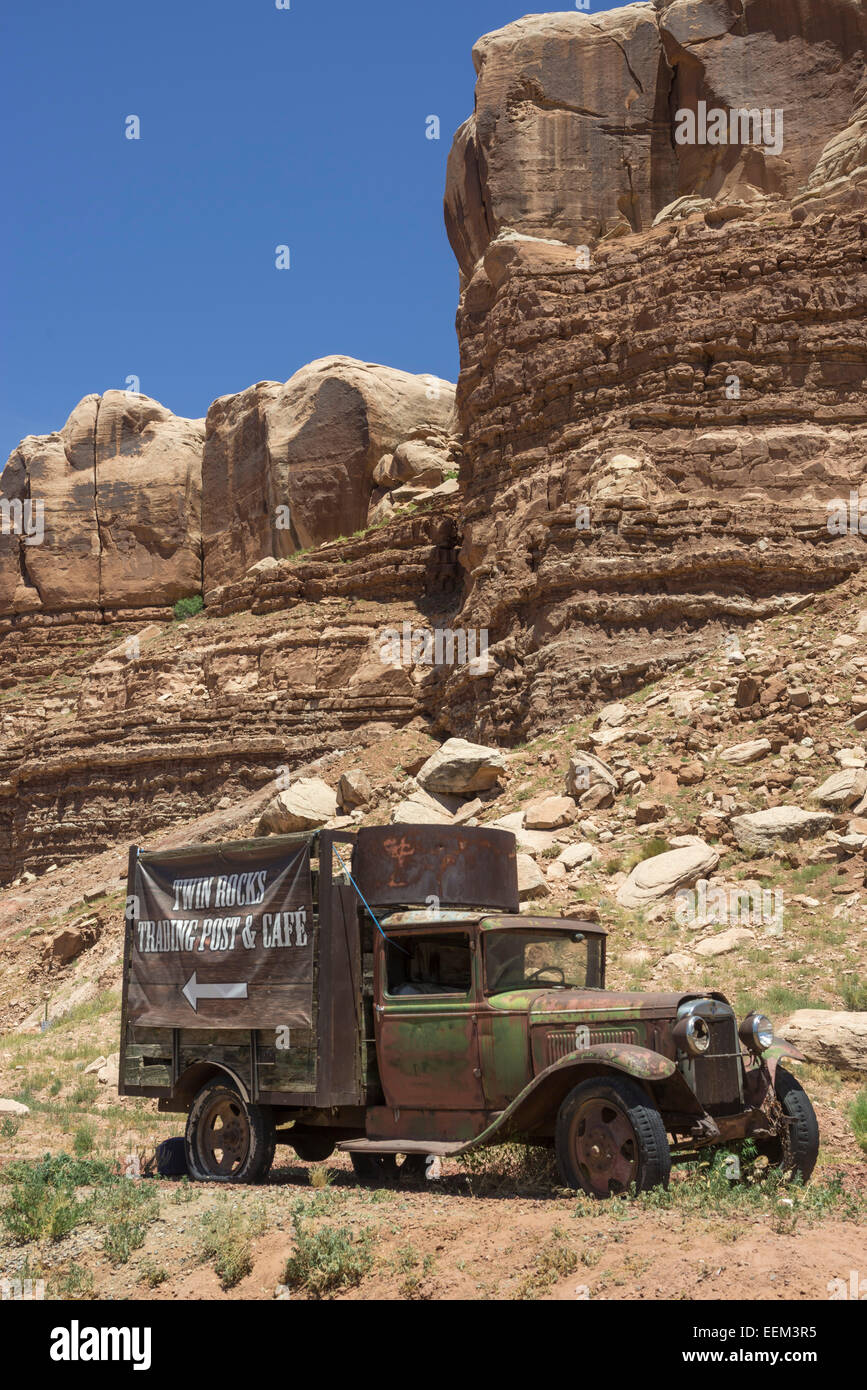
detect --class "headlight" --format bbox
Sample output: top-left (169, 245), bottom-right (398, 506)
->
top-left (739, 1012), bottom-right (774, 1053)
top-left (673, 1012), bottom-right (711, 1056)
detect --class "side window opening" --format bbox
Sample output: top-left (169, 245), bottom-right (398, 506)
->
top-left (386, 934), bottom-right (472, 997)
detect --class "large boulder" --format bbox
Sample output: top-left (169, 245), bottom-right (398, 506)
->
top-left (337, 769), bottom-right (372, 811)
top-left (523, 795), bottom-right (577, 830)
top-left (1, 391), bottom-right (203, 613)
top-left (730, 806), bottom-right (834, 853)
top-left (719, 739), bottom-right (772, 766)
top-left (617, 838), bottom-right (720, 909)
top-left (565, 752), bottom-right (618, 806)
top-left (516, 853), bottom-right (550, 901)
top-left (257, 778), bottom-right (338, 834)
top-left (779, 1010), bottom-right (867, 1073)
top-left (202, 357), bottom-right (455, 590)
top-left (813, 769), bottom-right (867, 809)
top-left (0, 1099), bottom-right (29, 1117)
top-left (390, 786), bottom-right (458, 826)
top-left (416, 737), bottom-right (506, 795)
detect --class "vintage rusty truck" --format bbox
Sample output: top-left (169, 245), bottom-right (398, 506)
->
top-left (119, 824), bottom-right (818, 1197)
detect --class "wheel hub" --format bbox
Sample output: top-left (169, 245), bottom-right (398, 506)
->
top-left (573, 1097), bottom-right (639, 1196)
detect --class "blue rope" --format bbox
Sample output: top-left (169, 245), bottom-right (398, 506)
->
top-left (331, 843), bottom-right (409, 954)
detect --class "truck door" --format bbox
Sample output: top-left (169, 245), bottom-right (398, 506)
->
top-left (375, 929), bottom-right (485, 1110)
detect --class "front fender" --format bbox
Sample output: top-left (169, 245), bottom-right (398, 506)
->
top-left (764, 1038), bottom-right (806, 1083)
top-left (460, 1045), bottom-right (675, 1152)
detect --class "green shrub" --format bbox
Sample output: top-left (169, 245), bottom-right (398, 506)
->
top-left (283, 1214), bottom-right (374, 1296)
top-left (172, 594), bottom-right (204, 621)
top-left (0, 1152), bottom-right (119, 1188)
top-left (1, 1175), bottom-right (89, 1243)
top-left (197, 1201), bottom-right (266, 1290)
top-left (139, 1259), bottom-right (168, 1289)
top-left (50, 1265), bottom-right (95, 1300)
top-left (73, 1122), bottom-right (96, 1156)
top-left (840, 978), bottom-right (867, 1012)
top-left (851, 1089), bottom-right (867, 1156)
top-left (104, 1220), bottom-right (147, 1264)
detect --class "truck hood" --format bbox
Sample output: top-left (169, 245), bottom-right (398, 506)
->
top-left (488, 988), bottom-right (716, 1020)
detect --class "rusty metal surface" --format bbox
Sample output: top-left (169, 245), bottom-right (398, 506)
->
top-left (379, 910), bottom-right (487, 927)
top-left (479, 914), bottom-right (608, 935)
top-left (353, 825), bottom-right (519, 912)
top-left (528, 989), bottom-right (689, 1020)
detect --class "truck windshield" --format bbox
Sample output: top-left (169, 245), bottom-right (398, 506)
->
top-left (484, 930), bottom-right (598, 993)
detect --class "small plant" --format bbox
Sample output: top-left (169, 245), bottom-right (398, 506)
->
top-left (104, 1220), bottom-right (147, 1265)
top-left (0, 1152), bottom-right (120, 1188)
top-left (518, 1230), bottom-right (579, 1298)
top-left (1, 1175), bottom-right (89, 1243)
top-left (308, 1164), bottom-right (334, 1190)
top-left (457, 1143), bottom-right (558, 1196)
top-left (282, 1214), bottom-right (374, 1297)
top-left (769, 1198), bottom-right (799, 1236)
top-left (625, 837), bottom-right (673, 869)
top-left (139, 1258), bottom-right (168, 1289)
top-left (197, 1201), bottom-right (267, 1290)
top-left (50, 1265), bottom-right (95, 1300)
top-left (840, 978), bottom-right (867, 1012)
top-left (172, 594), bottom-right (204, 621)
top-left (1, 1116), bottom-right (20, 1139)
top-left (73, 1122), bottom-right (96, 1157)
top-left (851, 1089), bottom-right (867, 1156)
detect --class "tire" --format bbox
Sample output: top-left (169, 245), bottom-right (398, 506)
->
top-left (184, 1077), bottom-right (275, 1184)
top-left (155, 1136), bottom-right (188, 1178)
top-left (757, 1066), bottom-right (819, 1182)
top-left (555, 1075), bottom-right (671, 1199)
top-left (350, 1152), bottom-right (428, 1185)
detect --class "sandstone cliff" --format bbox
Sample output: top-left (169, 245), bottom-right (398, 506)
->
top-left (436, 0), bottom-right (867, 741)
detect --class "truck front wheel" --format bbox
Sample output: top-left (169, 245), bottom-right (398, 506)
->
top-left (756, 1066), bottom-right (819, 1182)
top-left (185, 1077), bottom-right (275, 1183)
top-left (555, 1076), bottom-right (671, 1198)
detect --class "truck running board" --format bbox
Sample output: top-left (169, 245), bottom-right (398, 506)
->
top-left (337, 1139), bottom-right (472, 1158)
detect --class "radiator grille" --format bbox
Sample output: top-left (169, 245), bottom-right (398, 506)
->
top-left (691, 1014), bottom-right (743, 1113)
top-left (545, 1027), bottom-right (638, 1066)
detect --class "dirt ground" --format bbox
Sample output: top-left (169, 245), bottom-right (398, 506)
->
top-left (1, 987), bottom-right (865, 1302)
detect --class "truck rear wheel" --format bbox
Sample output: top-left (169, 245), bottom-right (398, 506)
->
top-left (756, 1066), bottom-right (819, 1182)
top-left (185, 1077), bottom-right (275, 1184)
top-left (555, 1076), bottom-right (671, 1198)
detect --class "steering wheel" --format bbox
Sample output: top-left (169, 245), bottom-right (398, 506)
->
top-left (527, 966), bottom-right (566, 985)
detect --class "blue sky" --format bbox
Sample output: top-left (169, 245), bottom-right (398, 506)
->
top-left (1, 1), bottom-right (630, 453)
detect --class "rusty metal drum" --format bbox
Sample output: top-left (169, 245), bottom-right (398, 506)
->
top-left (352, 824), bottom-right (518, 913)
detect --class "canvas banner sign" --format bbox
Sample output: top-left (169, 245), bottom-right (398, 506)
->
top-left (127, 839), bottom-right (315, 1029)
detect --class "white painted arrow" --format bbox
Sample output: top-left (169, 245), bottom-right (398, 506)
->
top-left (182, 972), bottom-right (248, 1013)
